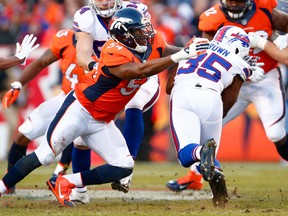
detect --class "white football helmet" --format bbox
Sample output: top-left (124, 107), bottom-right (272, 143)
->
top-left (89, 0), bottom-right (123, 18)
top-left (213, 25), bottom-right (251, 59)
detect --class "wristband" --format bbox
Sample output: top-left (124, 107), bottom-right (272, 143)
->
top-left (257, 37), bottom-right (267, 50)
top-left (88, 61), bottom-right (97, 71)
top-left (11, 81), bottom-right (22, 89)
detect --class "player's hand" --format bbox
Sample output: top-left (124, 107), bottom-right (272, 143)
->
top-left (248, 32), bottom-right (267, 49)
top-left (15, 34), bottom-right (39, 66)
top-left (170, 38), bottom-right (210, 63)
top-left (245, 56), bottom-right (265, 67)
top-left (273, 34), bottom-right (288, 50)
top-left (2, 82), bottom-right (22, 109)
top-left (248, 66), bottom-right (265, 82)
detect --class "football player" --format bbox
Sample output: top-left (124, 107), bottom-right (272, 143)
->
top-left (0, 34), bottom-right (38, 69)
top-left (166, 0), bottom-right (288, 195)
top-left (167, 26), bottom-right (264, 207)
top-left (71, 0), bottom-right (159, 195)
top-left (2, 29), bottom-right (95, 204)
top-left (0, 8), bottom-right (209, 207)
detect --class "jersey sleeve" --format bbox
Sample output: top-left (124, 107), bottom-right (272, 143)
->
top-left (231, 57), bottom-right (251, 81)
top-left (49, 29), bottom-right (74, 59)
top-left (100, 40), bottom-right (132, 67)
top-left (199, 4), bottom-right (225, 32)
top-left (256, 0), bottom-right (277, 11)
top-left (73, 6), bottom-right (95, 33)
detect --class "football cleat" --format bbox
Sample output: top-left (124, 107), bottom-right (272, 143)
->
top-left (47, 175), bottom-right (75, 207)
top-left (200, 138), bottom-right (217, 181)
top-left (70, 188), bottom-right (89, 204)
top-left (166, 170), bottom-right (204, 192)
top-left (209, 170), bottom-right (229, 207)
top-left (111, 173), bottom-right (133, 193)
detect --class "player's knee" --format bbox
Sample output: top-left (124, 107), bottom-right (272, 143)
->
top-left (266, 129), bottom-right (286, 143)
top-left (112, 155), bottom-right (134, 169)
top-left (34, 144), bottom-right (55, 166)
top-left (18, 120), bottom-right (33, 137)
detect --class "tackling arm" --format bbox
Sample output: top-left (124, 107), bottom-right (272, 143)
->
top-left (75, 32), bottom-right (95, 71)
top-left (271, 9), bottom-right (288, 33)
top-left (221, 75), bottom-right (244, 118)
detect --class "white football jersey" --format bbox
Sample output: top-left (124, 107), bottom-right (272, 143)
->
top-left (173, 41), bottom-right (251, 94)
top-left (73, 1), bottom-right (150, 57)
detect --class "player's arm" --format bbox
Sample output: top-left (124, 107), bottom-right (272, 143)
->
top-left (16, 49), bottom-right (59, 85)
top-left (108, 39), bottom-right (210, 79)
top-left (166, 64), bottom-right (178, 95)
top-left (0, 34), bottom-right (39, 70)
top-left (0, 56), bottom-right (22, 70)
top-left (249, 32), bottom-right (288, 65)
top-left (271, 9), bottom-right (288, 33)
top-left (202, 31), bottom-right (215, 41)
top-left (221, 75), bottom-right (244, 118)
top-left (2, 49), bottom-right (58, 109)
top-left (75, 32), bottom-right (95, 71)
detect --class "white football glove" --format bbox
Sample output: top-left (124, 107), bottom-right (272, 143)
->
top-left (248, 32), bottom-right (267, 49)
top-left (15, 34), bottom-right (39, 66)
top-left (248, 66), bottom-right (265, 82)
top-left (245, 56), bottom-right (265, 67)
top-left (273, 34), bottom-right (288, 50)
top-left (170, 38), bottom-right (210, 63)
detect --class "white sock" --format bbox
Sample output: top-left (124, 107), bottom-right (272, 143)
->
top-left (53, 163), bottom-right (65, 175)
top-left (63, 173), bottom-right (83, 187)
top-left (0, 180), bottom-right (7, 194)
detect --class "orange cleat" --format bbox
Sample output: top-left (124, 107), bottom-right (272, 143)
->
top-left (47, 175), bottom-right (75, 207)
top-left (166, 170), bottom-right (204, 192)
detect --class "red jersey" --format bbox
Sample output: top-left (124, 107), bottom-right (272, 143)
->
top-left (199, 0), bottom-right (278, 73)
top-left (75, 31), bottom-right (167, 123)
top-left (50, 29), bottom-right (97, 94)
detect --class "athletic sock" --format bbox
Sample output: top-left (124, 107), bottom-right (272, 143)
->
top-left (81, 164), bottom-right (133, 185)
top-left (72, 147), bottom-right (91, 173)
top-left (123, 108), bottom-right (144, 158)
top-left (7, 142), bottom-right (28, 170)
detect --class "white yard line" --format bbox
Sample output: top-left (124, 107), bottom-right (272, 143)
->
top-left (3, 189), bottom-right (212, 201)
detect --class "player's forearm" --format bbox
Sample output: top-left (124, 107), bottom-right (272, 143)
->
top-left (0, 56), bottom-right (22, 70)
top-left (76, 32), bottom-right (94, 70)
top-left (264, 41), bottom-right (288, 65)
top-left (17, 60), bottom-right (46, 86)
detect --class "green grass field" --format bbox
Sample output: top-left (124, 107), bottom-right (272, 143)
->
top-left (0, 161), bottom-right (287, 215)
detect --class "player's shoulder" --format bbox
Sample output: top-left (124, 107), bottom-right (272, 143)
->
top-left (73, 6), bottom-right (95, 30)
top-left (255, 0), bottom-right (277, 10)
top-left (199, 4), bottom-right (226, 32)
top-left (122, 1), bottom-right (150, 19)
top-left (101, 40), bottom-right (133, 66)
top-left (51, 29), bottom-right (74, 49)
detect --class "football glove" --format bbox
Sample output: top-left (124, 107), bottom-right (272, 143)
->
top-left (170, 38), bottom-right (210, 63)
top-left (273, 34), bottom-right (288, 50)
top-left (248, 32), bottom-right (267, 50)
top-left (15, 34), bottom-right (39, 66)
top-left (244, 56), bottom-right (265, 67)
top-left (248, 66), bottom-right (265, 82)
top-left (2, 81), bottom-right (22, 109)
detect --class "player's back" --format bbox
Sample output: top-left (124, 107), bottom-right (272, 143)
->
top-left (173, 41), bottom-right (250, 94)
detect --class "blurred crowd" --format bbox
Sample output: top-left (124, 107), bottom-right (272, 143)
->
top-left (0, 0), bottom-right (219, 47)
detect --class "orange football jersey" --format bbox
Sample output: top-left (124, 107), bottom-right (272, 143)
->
top-left (199, 0), bottom-right (278, 73)
top-left (75, 31), bottom-right (167, 123)
top-left (50, 29), bottom-right (97, 94)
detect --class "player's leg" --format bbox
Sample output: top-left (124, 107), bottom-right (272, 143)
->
top-left (52, 143), bottom-right (73, 176)
top-left (69, 137), bottom-right (91, 204)
top-left (252, 68), bottom-right (288, 160)
top-left (112, 75), bottom-right (160, 192)
top-left (6, 93), bottom-right (65, 192)
top-left (48, 120), bottom-right (134, 207)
